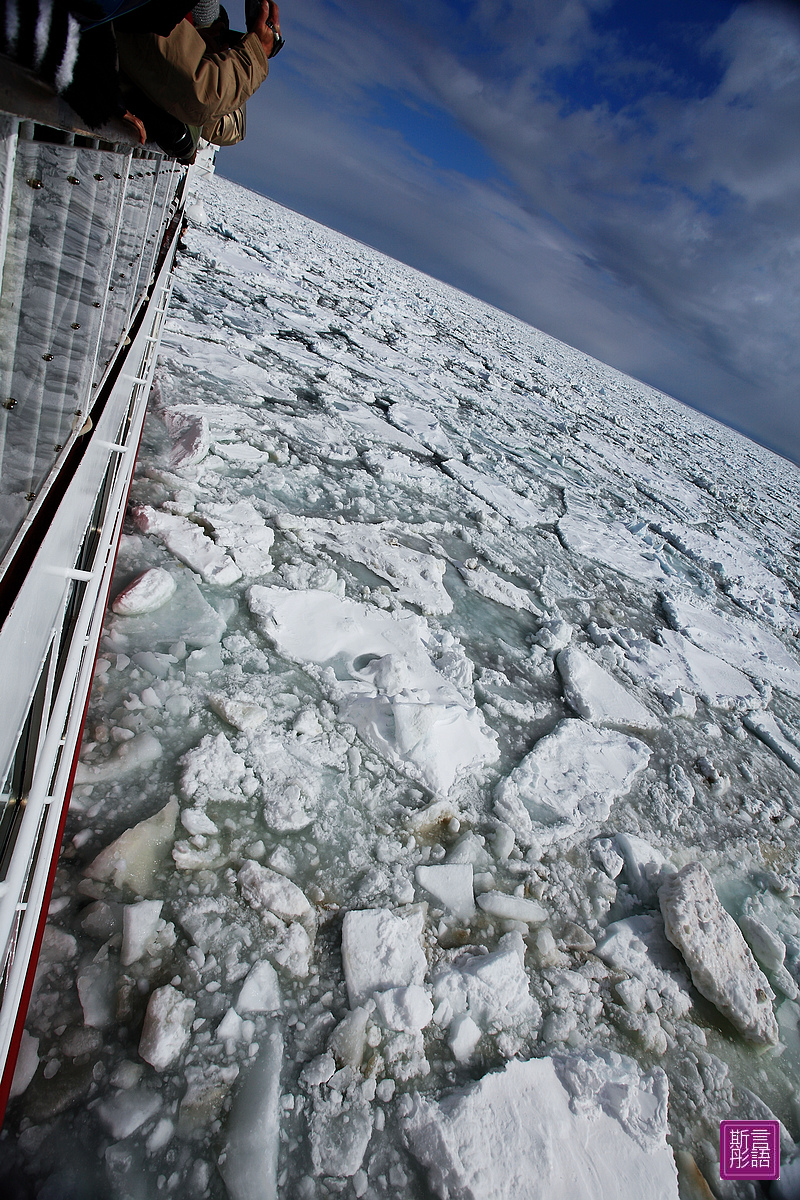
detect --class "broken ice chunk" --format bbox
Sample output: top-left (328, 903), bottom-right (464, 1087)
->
top-left (74, 732), bottom-right (162, 784)
top-left (595, 915), bottom-right (692, 1018)
top-left (247, 587), bottom-right (498, 795)
top-left (448, 1013), bottom-right (481, 1063)
top-left (139, 985), bottom-right (196, 1071)
top-left (341, 908), bottom-right (427, 1008)
top-left (209, 694), bottom-right (270, 732)
top-left (84, 796), bottom-right (178, 894)
top-left (97, 1088), bottom-right (161, 1139)
top-left (237, 861), bottom-right (315, 934)
top-left (236, 961), bottom-right (282, 1014)
top-left (9, 1030), bottom-right (39, 1099)
top-left (743, 710), bottom-right (800, 775)
top-left (559, 513), bottom-right (672, 583)
top-left (180, 733), bottom-right (247, 804)
top-left (662, 595), bottom-right (800, 699)
top-left (310, 1091), bottom-right (374, 1179)
top-left (659, 863), bottom-right (778, 1044)
top-left (203, 499), bottom-right (275, 577)
top-left (328, 1005), bottom-right (371, 1069)
top-left (263, 782), bottom-right (313, 833)
top-left (220, 1023), bottom-right (283, 1200)
top-left (133, 505), bottom-right (241, 587)
top-left (476, 891), bottom-right (548, 924)
top-left (163, 410), bottom-right (209, 469)
top-left (494, 719), bottom-right (650, 846)
top-left (121, 899), bottom-right (166, 966)
top-left (415, 864), bottom-right (475, 921)
top-left (374, 985), bottom-right (433, 1033)
top-left (77, 962), bottom-right (116, 1028)
top-left (534, 618), bottom-right (573, 653)
top-left (556, 646), bottom-right (658, 730)
top-left (738, 915), bottom-right (786, 972)
top-left (112, 568), bottom-right (176, 616)
top-left (404, 1052), bottom-right (678, 1200)
top-left (614, 834), bottom-right (671, 906)
top-left (431, 932), bottom-right (539, 1031)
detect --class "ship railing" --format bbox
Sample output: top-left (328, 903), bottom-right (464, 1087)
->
top-left (0, 61), bottom-right (195, 1115)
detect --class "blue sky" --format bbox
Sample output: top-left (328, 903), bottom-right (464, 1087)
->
top-left (221, 1), bottom-right (800, 465)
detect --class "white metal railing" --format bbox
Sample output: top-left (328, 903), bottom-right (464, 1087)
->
top-left (0, 234), bottom-right (178, 1079)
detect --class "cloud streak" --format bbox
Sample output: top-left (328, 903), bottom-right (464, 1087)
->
top-left (222, 1), bottom-right (800, 462)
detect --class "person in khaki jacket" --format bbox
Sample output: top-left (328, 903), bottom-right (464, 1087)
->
top-left (116, 0), bottom-right (282, 152)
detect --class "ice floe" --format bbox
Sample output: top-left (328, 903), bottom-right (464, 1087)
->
top-left (404, 1051), bottom-right (678, 1199)
top-left (494, 719), bottom-right (650, 845)
top-left (659, 863), bottom-right (778, 1044)
top-left (248, 586), bottom-right (498, 793)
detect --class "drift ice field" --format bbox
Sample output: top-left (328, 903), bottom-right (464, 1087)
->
top-left (3, 174), bottom-right (800, 1199)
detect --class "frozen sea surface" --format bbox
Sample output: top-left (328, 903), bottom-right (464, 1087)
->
top-left (3, 177), bottom-right (800, 1199)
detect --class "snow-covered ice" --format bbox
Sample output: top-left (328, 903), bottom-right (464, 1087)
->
top-left (6, 174), bottom-right (800, 1200)
top-left (404, 1051), bottom-right (679, 1199)
top-left (659, 863), bottom-right (779, 1044)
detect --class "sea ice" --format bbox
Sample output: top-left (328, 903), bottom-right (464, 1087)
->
top-left (111, 568), bottom-right (176, 616)
top-left (237, 860), bottom-right (315, 933)
top-left (138, 985), bottom-right (196, 1071)
top-left (84, 797), bottom-right (178, 894)
top-left (341, 908), bottom-right (427, 1008)
top-left (457, 561), bottom-right (541, 612)
top-left (132, 504), bottom-right (242, 587)
top-left (163, 409), bottom-right (209, 468)
top-left (220, 1023), bottom-right (283, 1200)
top-left (595, 915), bottom-right (692, 1017)
top-left (236, 961), bottom-right (282, 1014)
top-left (374, 985), bottom-right (434, 1032)
top-left (557, 646), bottom-right (658, 730)
top-left (559, 513), bottom-right (671, 582)
top-left (431, 932), bottom-right (540, 1031)
top-left (248, 586), bottom-right (498, 793)
top-left (663, 595), bottom-right (800, 698)
top-left (74, 732), bottom-right (162, 785)
top-left (180, 733), bottom-right (248, 804)
top-left (476, 891), bottom-right (548, 923)
top-left (96, 1089), bottom-right (161, 1140)
top-left (659, 863), bottom-right (778, 1044)
top-left (120, 899), bottom-right (172, 966)
top-left (494, 719), bottom-right (650, 845)
top-left (281, 516), bottom-right (452, 614)
top-left (622, 628), bottom-right (762, 711)
top-left (743, 710), bottom-right (800, 774)
top-left (404, 1051), bottom-right (679, 1199)
top-left (445, 459), bottom-right (557, 526)
top-left (415, 864), bottom-right (475, 920)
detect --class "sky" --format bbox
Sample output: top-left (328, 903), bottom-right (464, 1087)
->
top-left (219, 1), bottom-right (800, 466)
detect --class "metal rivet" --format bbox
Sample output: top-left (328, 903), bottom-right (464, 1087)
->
top-left (71, 322), bottom-right (81, 330)
top-left (94, 173), bottom-right (104, 181)
top-left (92, 301), bottom-right (101, 307)
top-left (27, 178), bottom-right (43, 189)
top-left (74, 408), bottom-right (82, 416)
top-left (114, 172), bottom-right (122, 179)
top-left (3, 398), bottom-right (17, 410)
top-left (67, 175), bottom-right (80, 185)
top-left (54, 443), bottom-right (62, 452)
top-left (42, 353), bottom-right (54, 361)
top-left (26, 492), bottom-right (36, 502)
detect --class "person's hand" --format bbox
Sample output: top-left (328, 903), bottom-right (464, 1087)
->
top-left (249, 0), bottom-right (280, 56)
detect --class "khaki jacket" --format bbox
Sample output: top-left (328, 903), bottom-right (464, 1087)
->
top-left (116, 19), bottom-right (268, 127)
